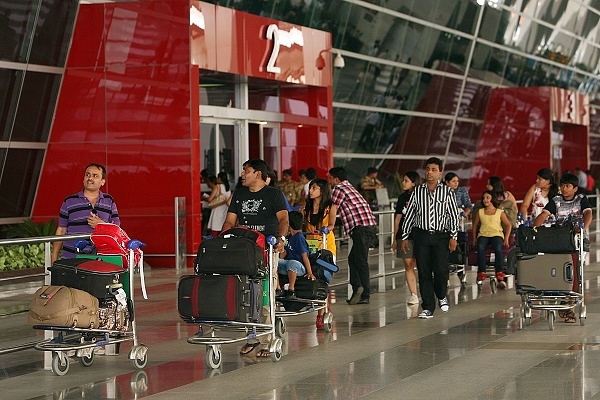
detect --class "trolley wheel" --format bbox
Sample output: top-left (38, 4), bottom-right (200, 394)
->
top-left (525, 316), bottom-right (532, 326)
top-left (548, 311), bottom-right (555, 331)
top-left (52, 352), bottom-right (70, 376)
top-left (79, 352), bottom-right (95, 367)
top-left (129, 345), bottom-right (148, 369)
top-left (323, 312), bottom-right (333, 333)
top-left (490, 278), bottom-right (497, 294)
top-left (269, 338), bottom-right (283, 363)
top-left (130, 370), bottom-right (149, 394)
top-left (275, 317), bottom-right (286, 337)
top-left (206, 345), bottom-right (222, 369)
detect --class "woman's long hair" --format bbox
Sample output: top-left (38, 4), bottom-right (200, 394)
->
top-left (217, 171), bottom-right (230, 192)
top-left (303, 178), bottom-right (332, 230)
top-left (488, 176), bottom-right (505, 199)
top-left (537, 168), bottom-right (558, 199)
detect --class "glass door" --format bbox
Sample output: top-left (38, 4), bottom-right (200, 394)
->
top-left (200, 119), bottom-right (237, 187)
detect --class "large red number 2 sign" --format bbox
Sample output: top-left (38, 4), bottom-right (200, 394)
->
top-left (265, 24), bottom-right (281, 74)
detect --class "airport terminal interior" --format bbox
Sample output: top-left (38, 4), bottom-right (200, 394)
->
top-left (1, 228), bottom-right (600, 400)
top-left (1, 1), bottom-right (600, 399)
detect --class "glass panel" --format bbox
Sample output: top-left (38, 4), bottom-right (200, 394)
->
top-left (199, 71), bottom-right (236, 107)
top-left (0, 69), bottom-right (22, 141)
top-left (248, 79), bottom-right (279, 112)
top-left (12, 71), bottom-right (61, 142)
top-left (201, 122), bottom-right (217, 175)
top-left (28, 0), bottom-right (79, 66)
top-left (0, 148), bottom-right (43, 218)
top-left (262, 126), bottom-right (279, 173)
top-left (0, 1), bottom-right (36, 63)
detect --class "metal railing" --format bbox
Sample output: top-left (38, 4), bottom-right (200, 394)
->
top-left (0, 234), bottom-right (90, 284)
top-left (0, 234), bottom-right (90, 356)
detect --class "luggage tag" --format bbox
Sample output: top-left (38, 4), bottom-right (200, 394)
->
top-left (115, 288), bottom-right (127, 306)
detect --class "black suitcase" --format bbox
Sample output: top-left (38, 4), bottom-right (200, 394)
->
top-left (194, 234), bottom-right (266, 277)
top-left (516, 253), bottom-right (573, 293)
top-left (178, 274), bottom-right (262, 322)
top-left (50, 259), bottom-right (125, 299)
top-left (278, 274), bottom-right (328, 300)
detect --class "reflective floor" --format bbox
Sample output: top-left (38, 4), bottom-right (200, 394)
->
top-left (2, 246), bottom-right (600, 400)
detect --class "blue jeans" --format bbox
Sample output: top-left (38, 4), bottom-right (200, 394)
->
top-left (349, 225), bottom-right (377, 299)
top-left (476, 236), bottom-right (504, 273)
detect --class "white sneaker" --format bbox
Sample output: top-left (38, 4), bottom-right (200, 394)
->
top-left (418, 310), bottom-right (433, 319)
top-left (407, 293), bottom-right (419, 305)
top-left (438, 297), bottom-right (449, 313)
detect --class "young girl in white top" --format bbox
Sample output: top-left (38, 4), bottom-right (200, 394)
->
top-left (519, 168), bottom-right (559, 220)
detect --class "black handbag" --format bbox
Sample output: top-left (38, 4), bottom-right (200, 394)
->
top-left (516, 224), bottom-right (576, 255)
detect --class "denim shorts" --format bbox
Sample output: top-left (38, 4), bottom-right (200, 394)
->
top-left (277, 259), bottom-right (306, 276)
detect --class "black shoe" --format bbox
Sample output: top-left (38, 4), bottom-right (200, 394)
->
top-left (275, 289), bottom-right (284, 298)
top-left (346, 286), bottom-right (364, 305)
top-left (285, 290), bottom-right (297, 300)
top-left (357, 298), bottom-right (370, 304)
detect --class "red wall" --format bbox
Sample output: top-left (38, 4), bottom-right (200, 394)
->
top-left (470, 87), bottom-right (589, 199)
top-left (31, 1), bottom-right (333, 267)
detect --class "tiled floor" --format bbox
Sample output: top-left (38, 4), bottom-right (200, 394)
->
top-left (1, 246), bottom-right (600, 400)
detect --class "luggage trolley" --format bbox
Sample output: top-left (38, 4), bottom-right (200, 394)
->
top-left (274, 229), bottom-right (338, 336)
top-left (181, 235), bottom-right (283, 369)
top-left (517, 221), bottom-right (586, 331)
top-left (33, 223), bottom-right (148, 376)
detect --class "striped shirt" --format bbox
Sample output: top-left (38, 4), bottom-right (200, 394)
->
top-left (58, 190), bottom-right (120, 258)
top-left (331, 180), bottom-right (376, 236)
top-left (401, 182), bottom-right (460, 240)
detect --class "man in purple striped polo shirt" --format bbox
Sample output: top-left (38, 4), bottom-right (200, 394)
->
top-left (51, 163), bottom-right (120, 262)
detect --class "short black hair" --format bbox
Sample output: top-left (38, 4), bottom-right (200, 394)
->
top-left (86, 163), bottom-right (107, 179)
top-left (243, 159), bottom-right (269, 181)
top-left (305, 167), bottom-right (317, 180)
top-left (288, 210), bottom-right (304, 230)
top-left (283, 169), bottom-right (293, 176)
top-left (367, 167), bottom-right (378, 174)
top-left (328, 166), bottom-right (347, 181)
top-left (425, 157), bottom-right (443, 170)
top-left (560, 172), bottom-right (579, 188)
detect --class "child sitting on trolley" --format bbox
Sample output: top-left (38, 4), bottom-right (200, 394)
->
top-left (472, 190), bottom-right (512, 289)
top-left (532, 172), bottom-right (593, 323)
top-left (278, 211), bottom-right (316, 299)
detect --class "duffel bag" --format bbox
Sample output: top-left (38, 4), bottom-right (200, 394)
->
top-left (516, 224), bottom-right (576, 255)
top-left (194, 227), bottom-right (266, 277)
top-left (28, 285), bottom-right (100, 328)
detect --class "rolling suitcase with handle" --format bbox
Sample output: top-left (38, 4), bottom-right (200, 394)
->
top-left (178, 274), bottom-right (262, 322)
top-left (516, 253), bottom-right (573, 293)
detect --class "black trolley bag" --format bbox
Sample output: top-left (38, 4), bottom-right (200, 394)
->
top-left (194, 226), bottom-right (266, 277)
top-left (50, 258), bottom-right (126, 299)
top-left (177, 274), bottom-right (262, 322)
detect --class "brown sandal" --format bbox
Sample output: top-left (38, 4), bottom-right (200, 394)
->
top-left (564, 311), bottom-right (576, 323)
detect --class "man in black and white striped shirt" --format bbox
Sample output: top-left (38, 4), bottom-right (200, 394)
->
top-left (401, 157), bottom-right (460, 319)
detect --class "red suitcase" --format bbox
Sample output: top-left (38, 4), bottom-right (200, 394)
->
top-left (178, 274), bottom-right (262, 322)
